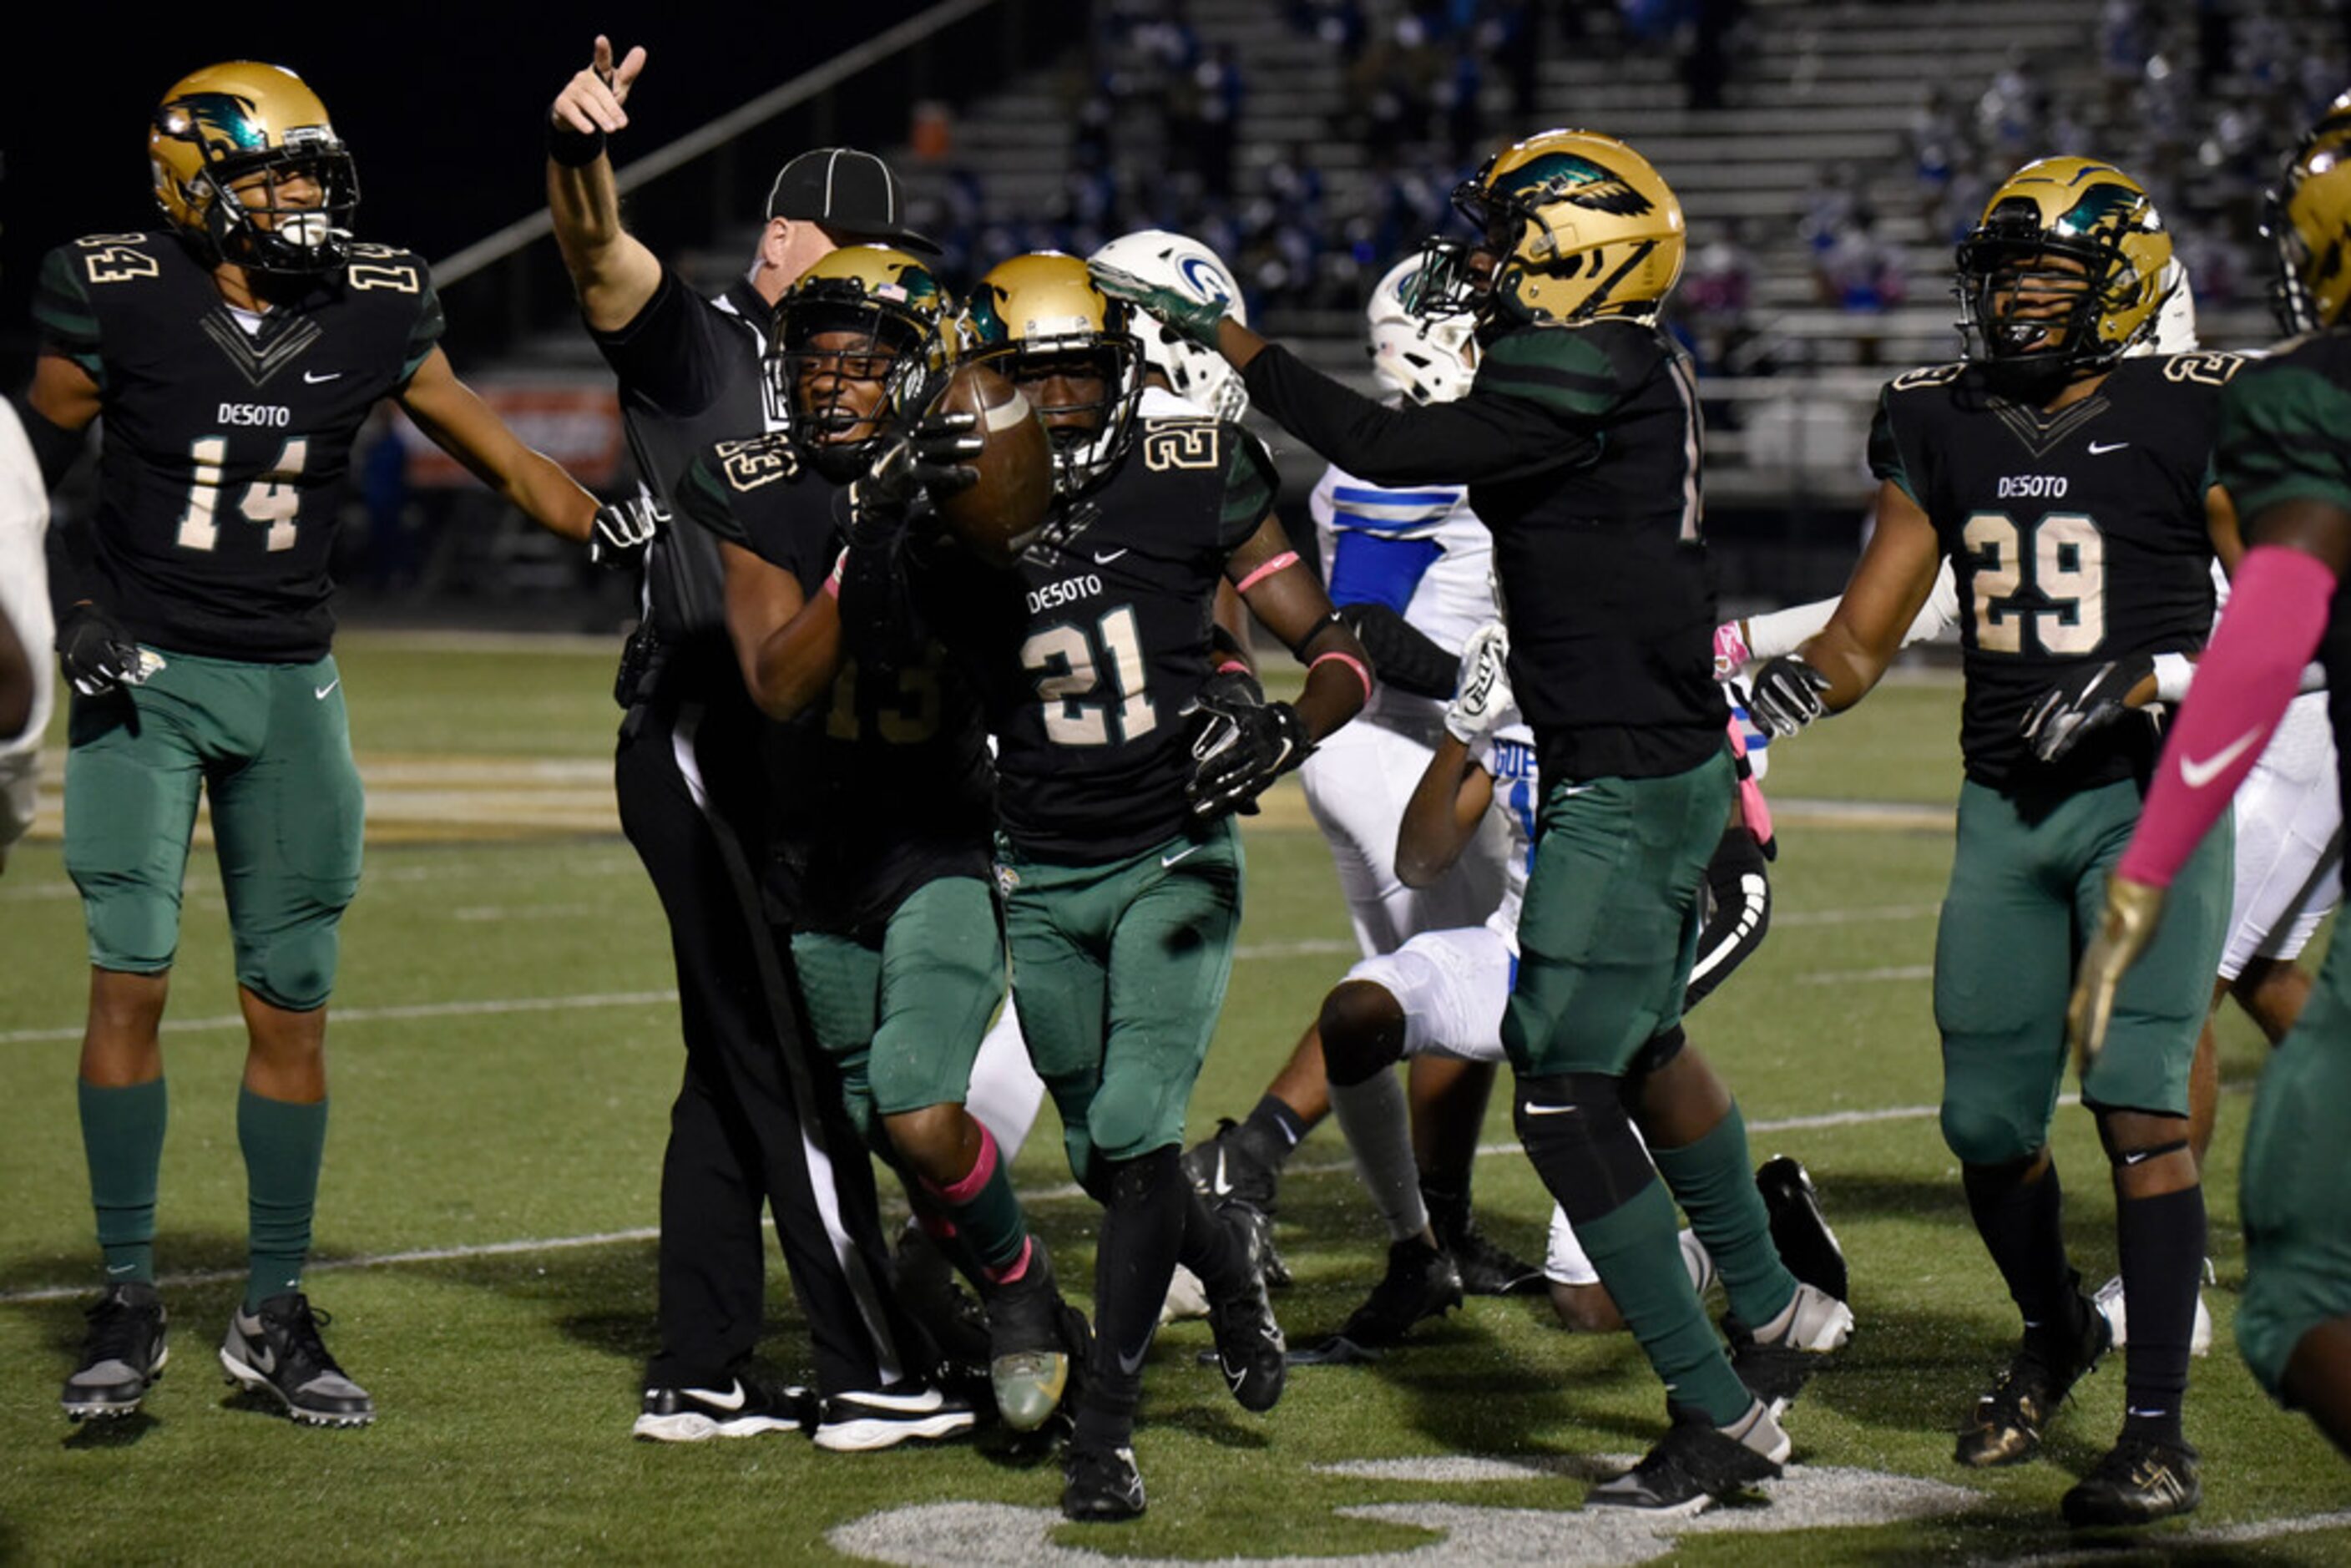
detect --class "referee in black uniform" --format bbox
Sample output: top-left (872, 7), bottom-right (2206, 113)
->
top-left (546, 36), bottom-right (967, 1447)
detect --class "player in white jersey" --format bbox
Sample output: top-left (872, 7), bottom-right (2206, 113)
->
top-left (1176, 253), bottom-right (1540, 1310)
top-left (0, 398), bottom-right (53, 869)
top-left (1292, 625), bottom-right (1846, 1358)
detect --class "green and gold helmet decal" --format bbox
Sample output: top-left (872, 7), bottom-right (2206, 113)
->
top-left (149, 61), bottom-right (358, 275)
top-left (2268, 92), bottom-right (2351, 334)
top-left (961, 252), bottom-right (1142, 498)
top-left (1956, 156), bottom-right (2173, 375)
top-left (775, 245), bottom-right (957, 473)
top-left (1451, 129), bottom-right (1686, 328)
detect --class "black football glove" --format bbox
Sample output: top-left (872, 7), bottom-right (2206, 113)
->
top-left (1340, 603), bottom-right (1457, 701)
top-left (2020, 653), bottom-right (2156, 764)
top-left (1187, 688), bottom-right (1312, 819)
top-left (1747, 655), bottom-right (1833, 738)
top-left (847, 410), bottom-right (982, 540)
top-left (589, 497), bottom-right (663, 569)
top-left (55, 602), bottom-right (150, 698)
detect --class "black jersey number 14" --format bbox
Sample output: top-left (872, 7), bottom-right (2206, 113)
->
top-left (1960, 509), bottom-right (2105, 656)
top-left (176, 435), bottom-right (309, 553)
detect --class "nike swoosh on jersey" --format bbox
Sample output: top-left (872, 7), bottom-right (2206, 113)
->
top-left (1520, 1101), bottom-right (1579, 1116)
top-left (315, 680), bottom-right (340, 700)
top-left (303, 370), bottom-right (344, 384)
top-left (1094, 548), bottom-right (1130, 564)
top-left (2087, 440), bottom-right (2129, 454)
top-left (1162, 844), bottom-right (1203, 867)
top-left (2179, 727), bottom-right (2263, 787)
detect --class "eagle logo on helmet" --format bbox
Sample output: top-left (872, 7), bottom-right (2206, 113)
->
top-left (159, 93), bottom-right (270, 159)
top-left (1514, 153), bottom-right (1656, 218)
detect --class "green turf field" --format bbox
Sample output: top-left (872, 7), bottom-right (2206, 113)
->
top-left (1, 634), bottom-right (2343, 1565)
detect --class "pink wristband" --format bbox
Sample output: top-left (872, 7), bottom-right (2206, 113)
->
top-left (1312, 649), bottom-right (1374, 702)
top-left (2119, 544), bottom-right (2337, 888)
top-left (824, 549), bottom-right (846, 599)
top-left (1215, 658), bottom-right (1251, 677)
top-left (1234, 550), bottom-right (1300, 595)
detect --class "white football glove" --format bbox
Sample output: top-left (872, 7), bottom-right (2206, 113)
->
top-left (1445, 621), bottom-right (1513, 746)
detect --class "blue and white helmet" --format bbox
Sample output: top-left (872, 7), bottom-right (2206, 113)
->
top-left (1368, 251), bottom-right (1481, 405)
top-left (1087, 229), bottom-right (1250, 421)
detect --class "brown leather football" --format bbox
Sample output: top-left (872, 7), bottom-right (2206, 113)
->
top-left (927, 361), bottom-right (1054, 566)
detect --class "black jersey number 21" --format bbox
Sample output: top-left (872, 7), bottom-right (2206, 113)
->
top-left (1960, 509), bottom-right (2106, 656)
top-left (1020, 606), bottom-right (1159, 746)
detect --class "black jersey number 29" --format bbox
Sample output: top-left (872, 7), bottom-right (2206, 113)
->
top-left (1959, 509), bottom-right (2105, 656)
top-left (1020, 606), bottom-right (1158, 746)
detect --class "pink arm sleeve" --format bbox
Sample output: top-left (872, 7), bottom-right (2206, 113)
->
top-left (2118, 544), bottom-right (2338, 887)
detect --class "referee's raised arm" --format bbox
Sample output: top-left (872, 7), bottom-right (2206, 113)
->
top-left (544, 34), bottom-right (660, 331)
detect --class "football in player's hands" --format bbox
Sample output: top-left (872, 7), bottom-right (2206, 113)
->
top-left (923, 361), bottom-right (1054, 567)
top-left (1747, 655), bottom-right (1833, 737)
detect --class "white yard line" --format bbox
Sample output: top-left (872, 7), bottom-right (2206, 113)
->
top-left (0, 1093), bottom-right (2045, 1306)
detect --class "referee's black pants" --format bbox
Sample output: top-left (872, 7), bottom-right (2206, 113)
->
top-left (616, 685), bottom-right (918, 1397)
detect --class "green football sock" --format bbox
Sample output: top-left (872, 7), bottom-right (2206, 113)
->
top-left (239, 1086), bottom-right (328, 1311)
top-left (1578, 1177), bottom-right (1756, 1426)
top-left (1652, 1103), bottom-right (1800, 1333)
top-left (924, 1125), bottom-right (1031, 1279)
top-left (78, 1077), bottom-right (168, 1285)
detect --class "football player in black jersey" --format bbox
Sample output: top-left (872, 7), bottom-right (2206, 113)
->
top-left (546, 39), bottom-right (991, 1446)
top-left (676, 245), bottom-right (1086, 1448)
top-left (887, 251), bottom-right (1370, 1520)
top-left (1749, 157), bottom-right (2235, 1525)
top-left (1098, 128), bottom-right (1851, 1514)
top-left (18, 60), bottom-right (642, 1428)
top-left (2071, 97), bottom-right (2351, 1464)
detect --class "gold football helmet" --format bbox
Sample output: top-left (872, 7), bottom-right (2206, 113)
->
top-left (150, 61), bottom-right (358, 275)
top-left (1450, 129), bottom-right (1686, 328)
top-left (1956, 157), bottom-right (2172, 374)
top-left (961, 251), bottom-right (1143, 498)
top-left (2266, 92), bottom-right (2351, 334)
top-left (775, 245), bottom-right (954, 476)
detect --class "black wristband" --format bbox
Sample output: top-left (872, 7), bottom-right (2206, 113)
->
top-left (547, 119), bottom-right (608, 168)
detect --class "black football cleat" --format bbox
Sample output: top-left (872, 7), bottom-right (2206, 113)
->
top-left (2061, 1434), bottom-right (2202, 1527)
top-left (1206, 1204), bottom-right (1287, 1413)
top-left (1756, 1155), bottom-right (1848, 1305)
top-left (1062, 1440), bottom-right (1146, 1521)
top-left (61, 1282), bottom-right (169, 1421)
top-left (1182, 1121), bottom-right (1290, 1287)
top-left (892, 1220), bottom-right (992, 1374)
top-left (633, 1376), bottom-right (817, 1441)
top-left (1955, 1284), bottom-right (2111, 1468)
top-left (1337, 1236), bottom-right (1465, 1348)
top-left (1586, 1400), bottom-right (1789, 1515)
top-left (219, 1292), bottom-right (374, 1428)
top-left (983, 1237), bottom-right (1085, 1434)
top-left (1434, 1212), bottom-right (1545, 1297)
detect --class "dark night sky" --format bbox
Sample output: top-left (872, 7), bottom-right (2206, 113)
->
top-left (5, 5), bottom-right (943, 375)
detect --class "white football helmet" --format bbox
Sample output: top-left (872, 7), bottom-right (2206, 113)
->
top-left (1087, 229), bottom-right (1250, 420)
top-left (1368, 250), bottom-right (1481, 405)
top-left (2151, 260), bottom-right (2199, 353)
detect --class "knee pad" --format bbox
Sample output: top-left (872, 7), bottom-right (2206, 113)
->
top-left (235, 918), bottom-right (342, 1013)
top-left (1320, 979), bottom-right (1406, 1088)
top-left (1939, 1094), bottom-right (2044, 1168)
top-left (1086, 1075), bottom-right (1170, 1166)
top-left (1515, 1071), bottom-right (1657, 1227)
top-left (78, 877), bottom-right (181, 975)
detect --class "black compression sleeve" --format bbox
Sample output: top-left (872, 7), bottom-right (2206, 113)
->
top-left (1241, 344), bottom-right (1596, 487)
top-left (1341, 603), bottom-right (1455, 699)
